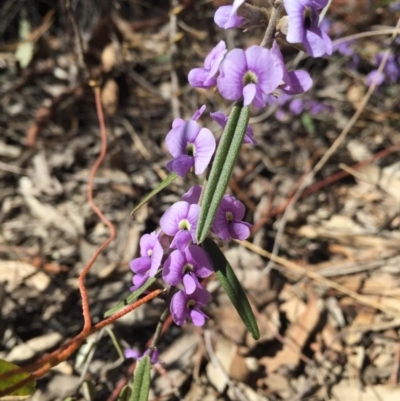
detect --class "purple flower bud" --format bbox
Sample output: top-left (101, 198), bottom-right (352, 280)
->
top-left (214, 0), bottom-right (245, 29)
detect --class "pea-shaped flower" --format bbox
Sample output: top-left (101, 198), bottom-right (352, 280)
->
top-left (283, 0), bottom-right (332, 57)
top-left (188, 41), bottom-right (227, 88)
top-left (165, 116), bottom-right (216, 177)
top-left (170, 287), bottom-right (211, 326)
top-left (160, 201), bottom-right (200, 249)
top-left (217, 46), bottom-right (283, 107)
top-left (162, 245), bottom-right (214, 294)
top-left (212, 194), bottom-right (252, 241)
top-left (130, 232), bottom-right (163, 277)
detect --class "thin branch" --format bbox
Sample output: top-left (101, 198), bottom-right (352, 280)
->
top-left (260, 0), bottom-right (283, 48)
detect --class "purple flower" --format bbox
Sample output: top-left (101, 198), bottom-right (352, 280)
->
top-left (283, 0), bottom-right (332, 57)
top-left (170, 287), bottom-right (211, 326)
top-left (188, 41), bottom-right (227, 88)
top-left (270, 41), bottom-right (313, 95)
top-left (160, 201), bottom-right (200, 249)
top-left (125, 347), bottom-right (161, 364)
top-left (165, 108), bottom-right (216, 177)
top-left (162, 245), bottom-right (214, 294)
top-left (212, 194), bottom-right (251, 241)
top-left (217, 46), bottom-right (283, 107)
top-left (214, 0), bottom-right (245, 29)
top-left (182, 185), bottom-right (202, 204)
top-left (130, 232), bottom-right (164, 278)
top-left (210, 111), bottom-right (256, 144)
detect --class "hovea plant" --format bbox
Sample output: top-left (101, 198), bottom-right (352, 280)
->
top-left (107, 1), bottom-right (333, 399)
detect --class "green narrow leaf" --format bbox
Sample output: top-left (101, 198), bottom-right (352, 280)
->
top-left (131, 173), bottom-right (178, 217)
top-left (196, 104), bottom-right (250, 243)
top-left (118, 385), bottom-right (132, 401)
top-left (129, 356), bottom-right (151, 401)
top-left (0, 359), bottom-right (36, 397)
top-left (104, 277), bottom-right (157, 318)
top-left (202, 238), bottom-right (260, 340)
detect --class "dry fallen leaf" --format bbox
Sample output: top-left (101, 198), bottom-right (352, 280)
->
top-left (260, 292), bottom-right (321, 373)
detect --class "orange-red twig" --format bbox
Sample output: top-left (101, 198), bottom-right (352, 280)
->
top-left (0, 85), bottom-right (132, 397)
top-left (0, 289), bottom-right (164, 397)
top-left (79, 85), bottom-right (117, 332)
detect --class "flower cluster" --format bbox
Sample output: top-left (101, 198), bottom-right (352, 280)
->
top-left (214, 0), bottom-right (332, 58)
top-left (127, 1), bottom-right (332, 346)
top-left (129, 181), bottom-right (251, 328)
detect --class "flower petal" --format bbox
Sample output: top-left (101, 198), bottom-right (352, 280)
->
top-left (182, 184), bottom-right (202, 204)
top-left (210, 111), bottom-right (227, 128)
top-left (229, 220), bottom-right (251, 240)
top-left (284, 70), bottom-right (313, 95)
top-left (217, 48), bottom-right (247, 101)
top-left (165, 125), bottom-right (188, 157)
top-left (124, 349), bottom-right (142, 359)
top-left (162, 249), bottom-right (185, 285)
top-left (170, 291), bottom-right (188, 325)
top-left (170, 229), bottom-right (192, 249)
top-left (149, 239), bottom-right (164, 277)
top-left (185, 245), bottom-right (214, 278)
top-left (193, 128), bottom-right (216, 175)
top-left (160, 201), bottom-right (191, 237)
top-left (166, 154), bottom-right (194, 177)
top-left (245, 46), bottom-right (283, 95)
top-left (190, 309), bottom-right (207, 326)
top-left (188, 68), bottom-right (212, 88)
top-left (130, 256), bottom-right (151, 274)
top-left (183, 273), bottom-right (197, 294)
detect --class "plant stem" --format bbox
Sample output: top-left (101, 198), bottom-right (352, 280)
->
top-left (260, 0), bottom-right (284, 48)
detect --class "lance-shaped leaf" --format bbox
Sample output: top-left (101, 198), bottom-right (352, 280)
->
top-left (0, 359), bottom-right (36, 397)
top-left (196, 104), bottom-right (250, 243)
top-left (202, 238), bottom-right (259, 340)
top-left (129, 355), bottom-right (151, 401)
top-left (131, 173), bottom-right (178, 217)
top-left (104, 277), bottom-right (157, 318)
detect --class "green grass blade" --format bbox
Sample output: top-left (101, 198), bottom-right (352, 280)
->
top-left (131, 173), bottom-right (178, 217)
